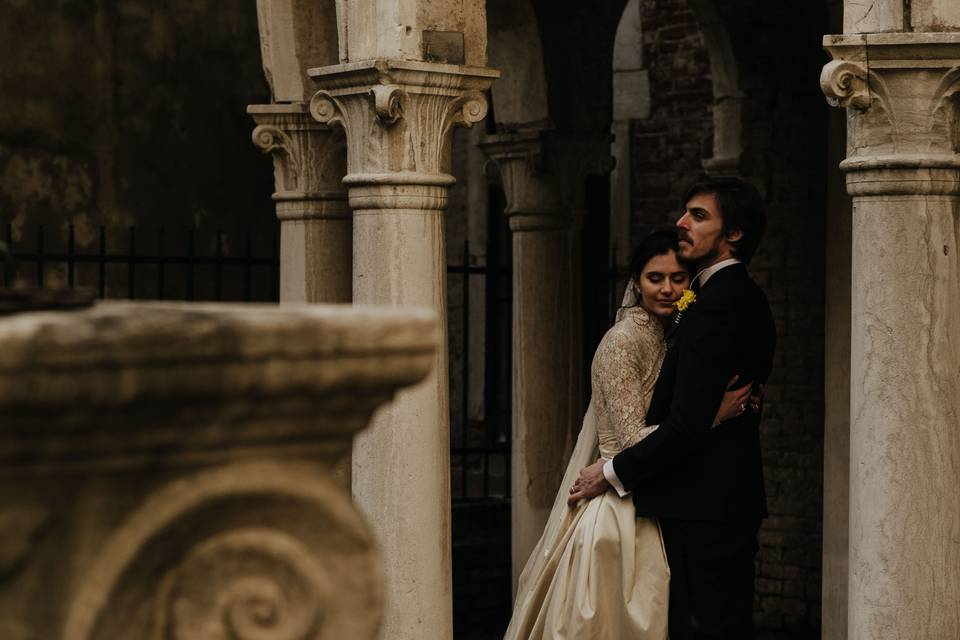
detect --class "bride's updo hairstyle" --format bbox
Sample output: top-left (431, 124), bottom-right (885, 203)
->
top-left (628, 227), bottom-right (690, 283)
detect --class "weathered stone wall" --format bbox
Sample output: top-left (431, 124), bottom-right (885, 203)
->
top-left (628, 0), bottom-right (828, 635)
top-left (0, 1), bottom-right (274, 254)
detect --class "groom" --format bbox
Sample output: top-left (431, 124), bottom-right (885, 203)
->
top-left (569, 177), bottom-right (776, 639)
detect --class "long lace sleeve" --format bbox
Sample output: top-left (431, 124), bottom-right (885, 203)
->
top-left (591, 315), bottom-right (666, 454)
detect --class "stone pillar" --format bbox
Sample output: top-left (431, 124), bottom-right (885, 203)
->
top-left (821, 33), bottom-right (960, 639)
top-left (481, 129), bottom-right (613, 588)
top-left (248, 103), bottom-right (350, 303)
top-left (466, 125), bottom-right (490, 422)
top-left (0, 301), bottom-right (436, 640)
top-left (309, 59), bottom-right (497, 640)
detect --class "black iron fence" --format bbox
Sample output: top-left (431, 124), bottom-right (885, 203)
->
top-left (1, 224), bottom-right (280, 302)
top-left (448, 238), bottom-right (512, 502)
top-left (2, 223), bottom-right (514, 501)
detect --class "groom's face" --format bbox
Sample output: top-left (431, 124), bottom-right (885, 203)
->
top-left (676, 192), bottom-right (726, 264)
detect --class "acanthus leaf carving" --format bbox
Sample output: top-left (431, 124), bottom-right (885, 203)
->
top-left (930, 67), bottom-right (960, 153)
top-left (821, 60), bottom-right (871, 111)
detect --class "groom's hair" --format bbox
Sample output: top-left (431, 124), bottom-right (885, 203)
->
top-left (683, 177), bottom-right (766, 264)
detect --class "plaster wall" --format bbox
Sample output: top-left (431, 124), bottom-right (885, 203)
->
top-left (0, 0), bottom-right (274, 294)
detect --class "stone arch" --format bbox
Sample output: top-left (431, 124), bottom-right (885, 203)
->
top-left (609, 0), bottom-right (648, 266)
top-left (686, 0), bottom-right (743, 174)
top-left (486, 0), bottom-right (550, 129)
top-left (611, 0), bottom-right (742, 172)
top-left (256, 0), bottom-right (340, 103)
top-left (608, 0), bottom-right (743, 262)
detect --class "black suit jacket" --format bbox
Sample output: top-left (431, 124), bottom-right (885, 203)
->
top-left (612, 263), bottom-right (776, 522)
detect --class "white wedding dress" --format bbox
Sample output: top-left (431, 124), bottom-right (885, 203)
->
top-left (503, 302), bottom-right (670, 640)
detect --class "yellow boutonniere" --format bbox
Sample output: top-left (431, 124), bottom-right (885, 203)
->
top-left (674, 288), bottom-right (697, 313)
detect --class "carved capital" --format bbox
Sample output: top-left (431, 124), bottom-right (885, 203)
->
top-left (480, 129), bottom-right (615, 229)
top-left (822, 33), bottom-right (960, 196)
top-left (821, 60), bottom-right (871, 111)
top-left (308, 60), bottom-right (498, 206)
top-left (545, 131), bottom-right (616, 208)
top-left (480, 130), bottom-right (564, 227)
top-left (248, 103), bottom-right (348, 221)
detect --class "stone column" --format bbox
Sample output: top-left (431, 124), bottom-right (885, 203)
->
top-left (482, 130), bottom-right (573, 589)
top-left (248, 103), bottom-right (350, 303)
top-left (821, 33), bottom-right (960, 639)
top-left (481, 129), bottom-right (613, 588)
top-left (309, 59), bottom-right (497, 640)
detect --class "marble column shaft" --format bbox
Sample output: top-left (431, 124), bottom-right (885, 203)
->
top-left (249, 103), bottom-right (350, 304)
top-left (309, 59), bottom-right (497, 640)
top-left (481, 130), bottom-right (612, 589)
top-left (821, 33), bottom-right (960, 639)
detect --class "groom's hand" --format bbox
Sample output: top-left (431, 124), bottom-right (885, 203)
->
top-left (567, 458), bottom-right (610, 507)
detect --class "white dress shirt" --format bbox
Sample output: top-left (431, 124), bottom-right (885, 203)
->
top-left (601, 257), bottom-right (742, 497)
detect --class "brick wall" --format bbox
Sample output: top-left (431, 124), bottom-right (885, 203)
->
top-left (735, 0), bottom-right (827, 632)
top-left (627, 1), bottom-right (827, 635)
top-left (630, 0), bottom-right (714, 244)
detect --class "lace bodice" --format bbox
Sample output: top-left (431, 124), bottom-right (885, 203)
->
top-left (591, 305), bottom-right (667, 459)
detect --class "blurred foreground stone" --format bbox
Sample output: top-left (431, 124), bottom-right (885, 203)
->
top-left (0, 301), bottom-right (436, 640)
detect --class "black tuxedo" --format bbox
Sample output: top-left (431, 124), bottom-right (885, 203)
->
top-left (612, 262), bottom-right (776, 638)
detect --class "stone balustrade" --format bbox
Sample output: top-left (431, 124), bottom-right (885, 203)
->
top-left (0, 301), bottom-right (435, 640)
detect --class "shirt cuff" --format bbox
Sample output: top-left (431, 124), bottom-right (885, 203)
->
top-left (603, 458), bottom-right (629, 497)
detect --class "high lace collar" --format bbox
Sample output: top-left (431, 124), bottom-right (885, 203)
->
top-left (616, 304), bottom-right (665, 338)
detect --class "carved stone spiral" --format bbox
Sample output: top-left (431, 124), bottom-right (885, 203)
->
top-left (153, 528), bottom-right (330, 640)
top-left (309, 92), bottom-right (341, 126)
top-left (370, 85), bottom-right (405, 125)
top-left (820, 60), bottom-right (871, 111)
top-left (251, 125), bottom-right (290, 155)
top-left (459, 94), bottom-right (488, 125)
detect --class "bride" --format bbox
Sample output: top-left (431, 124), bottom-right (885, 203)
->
top-left (503, 229), bottom-right (751, 640)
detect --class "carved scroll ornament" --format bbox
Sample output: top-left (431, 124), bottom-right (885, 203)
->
top-left (153, 528), bottom-right (329, 640)
top-left (370, 84), bottom-right (406, 125)
top-left (252, 124), bottom-right (302, 192)
top-left (63, 462), bottom-right (383, 640)
top-left (821, 60), bottom-right (871, 111)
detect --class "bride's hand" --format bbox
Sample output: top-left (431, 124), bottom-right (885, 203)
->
top-left (713, 375), bottom-right (752, 427)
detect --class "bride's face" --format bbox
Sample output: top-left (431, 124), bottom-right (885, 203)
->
top-left (635, 250), bottom-right (690, 318)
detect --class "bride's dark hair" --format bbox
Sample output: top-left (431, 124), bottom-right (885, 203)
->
top-left (628, 227), bottom-right (692, 282)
